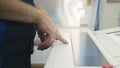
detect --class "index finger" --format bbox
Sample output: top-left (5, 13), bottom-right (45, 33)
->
top-left (56, 34), bottom-right (68, 44)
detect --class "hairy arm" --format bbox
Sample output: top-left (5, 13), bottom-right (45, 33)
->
top-left (0, 0), bottom-right (41, 23)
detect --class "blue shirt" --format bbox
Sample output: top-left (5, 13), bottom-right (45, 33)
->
top-left (0, 0), bottom-right (36, 55)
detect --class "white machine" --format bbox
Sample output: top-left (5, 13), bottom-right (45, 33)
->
top-left (89, 27), bottom-right (120, 68)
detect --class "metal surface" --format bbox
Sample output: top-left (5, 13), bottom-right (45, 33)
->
top-left (71, 32), bottom-right (108, 66)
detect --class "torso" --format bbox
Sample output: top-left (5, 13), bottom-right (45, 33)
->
top-left (0, 0), bottom-right (36, 54)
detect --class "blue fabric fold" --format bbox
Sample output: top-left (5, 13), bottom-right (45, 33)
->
top-left (0, 57), bottom-right (1, 68)
top-left (0, 21), bottom-right (6, 68)
top-left (0, 21), bottom-right (5, 44)
top-left (0, 23), bottom-right (6, 33)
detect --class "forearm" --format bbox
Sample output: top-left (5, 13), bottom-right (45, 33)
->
top-left (0, 0), bottom-right (42, 24)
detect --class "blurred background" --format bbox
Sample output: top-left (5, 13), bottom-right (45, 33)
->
top-left (34, 0), bottom-right (86, 27)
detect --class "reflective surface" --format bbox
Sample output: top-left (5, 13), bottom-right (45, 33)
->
top-left (34, 0), bottom-right (86, 27)
top-left (71, 32), bottom-right (108, 66)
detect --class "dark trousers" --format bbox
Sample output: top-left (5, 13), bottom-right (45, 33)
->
top-left (0, 54), bottom-right (31, 68)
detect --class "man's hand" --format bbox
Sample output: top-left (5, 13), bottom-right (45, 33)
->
top-left (36, 4), bottom-right (68, 50)
top-left (36, 17), bottom-right (68, 50)
top-left (37, 28), bottom-right (68, 50)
